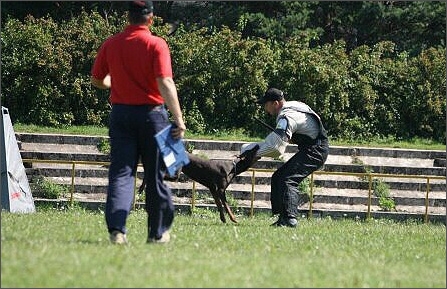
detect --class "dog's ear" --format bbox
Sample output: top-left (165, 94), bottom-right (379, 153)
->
top-left (229, 144), bottom-right (260, 177)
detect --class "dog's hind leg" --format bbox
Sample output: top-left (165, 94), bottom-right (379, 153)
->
top-left (219, 191), bottom-right (238, 223)
top-left (209, 187), bottom-right (226, 223)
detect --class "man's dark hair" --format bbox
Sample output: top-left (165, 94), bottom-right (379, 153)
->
top-left (128, 12), bottom-right (151, 24)
top-left (128, 1), bottom-right (153, 24)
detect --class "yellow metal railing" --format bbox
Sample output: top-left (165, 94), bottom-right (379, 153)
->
top-left (23, 158), bottom-right (445, 223)
top-left (23, 159), bottom-right (110, 207)
top-left (191, 168), bottom-right (446, 223)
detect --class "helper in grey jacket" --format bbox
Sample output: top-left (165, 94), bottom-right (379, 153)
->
top-left (241, 88), bottom-right (329, 227)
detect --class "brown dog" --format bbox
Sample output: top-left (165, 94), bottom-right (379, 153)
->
top-left (181, 154), bottom-right (237, 223)
top-left (138, 145), bottom-right (260, 223)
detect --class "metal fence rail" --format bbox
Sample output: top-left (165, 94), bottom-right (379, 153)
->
top-left (232, 168), bottom-right (445, 223)
top-left (23, 158), bottom-right (446, 223)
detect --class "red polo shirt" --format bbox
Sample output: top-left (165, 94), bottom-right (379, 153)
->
top-left (91, 25), bottom-right (173, 105)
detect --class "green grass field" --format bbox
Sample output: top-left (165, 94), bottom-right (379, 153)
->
top-left (1, 205), bottom-right (445, 288)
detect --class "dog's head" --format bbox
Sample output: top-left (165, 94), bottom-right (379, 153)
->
top-left (228, 144), bottom-right (260, 179)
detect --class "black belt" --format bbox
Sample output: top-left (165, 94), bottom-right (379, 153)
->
top-left (147, 104), bottom-right (164, 111)
top-left (299, 137), bottom-right (327, 146)
top-left (112, 103), bottom-right (164, 111)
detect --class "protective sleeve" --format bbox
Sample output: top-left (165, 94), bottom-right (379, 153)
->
top-left (240, 131), bottom-right (288, 158)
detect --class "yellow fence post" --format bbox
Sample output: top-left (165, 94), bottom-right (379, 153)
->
top-left (367, 173), bottom-right (372, 221)
top-left (425, 177), bottom-right (430, 224)
top-left (20, 159), bottom-right (445, 221)
top-left (133, 176), bottom-right (137, 211)
top-left (308, 173), bottom-right (314, 219)
top-left (191, 180), bottom-right (196, 214)
top-left (250, 170), bottom-right (255, 218)
top-left (70, 162), bottom-right (75, 207)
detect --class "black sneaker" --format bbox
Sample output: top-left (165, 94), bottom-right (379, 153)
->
top-left (270, 216), bottom-right (283, 226)
top-left (283, 217), bottom-right (298, 227)
top-left (271, 216), bottom-right (298, 227)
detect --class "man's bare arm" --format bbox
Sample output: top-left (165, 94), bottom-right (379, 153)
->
top-left (91, 74), bottom-right (111, 90)
top-left (156, 77), bottom-right (186, 138)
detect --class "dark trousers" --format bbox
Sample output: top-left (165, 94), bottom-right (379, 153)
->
top-left (106, 104), bottom-right (174, 239)
top-left (270, 139), bottom-right (329, 217)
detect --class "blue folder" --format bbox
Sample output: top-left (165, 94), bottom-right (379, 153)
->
top-left (154, 124), bottom-right (190, 177)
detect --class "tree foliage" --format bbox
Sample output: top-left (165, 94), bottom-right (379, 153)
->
top-left (1, 1), bottom-right (445, 142)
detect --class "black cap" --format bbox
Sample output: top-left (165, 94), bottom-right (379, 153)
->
top-left (128, 1), bottom-right (154, 15)
top-left (256, 88), bottom-right (284, 104)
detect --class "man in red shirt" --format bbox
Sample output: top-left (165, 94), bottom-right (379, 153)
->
top-left (91, 1), bottom-right (186, 245)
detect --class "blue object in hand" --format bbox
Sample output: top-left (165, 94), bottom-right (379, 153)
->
top-left (154, 124), bottom-right (190, 177)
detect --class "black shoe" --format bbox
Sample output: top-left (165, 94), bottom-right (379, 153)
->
top-left (270, 216), bottom-right (283, 226)
top-left (271, 215), bottom-right (298, 227)
top-left (283, 217), bottom-right (298, 227)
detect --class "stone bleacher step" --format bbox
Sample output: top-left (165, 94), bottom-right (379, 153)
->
top-left (26, 165), bottom-right (446, 193)
top-left (304, 203), bottom-right (446, 221)
top-left (22, 151), bottom-right (446, 177)
top-left (37, 175), bottom-right (445, 214)
top-left (17, 132), bottom-right (446, 222)
top-left (16, 131), bottom-right (445, 154)
top-left (312, 187), bottom-right (446, 207)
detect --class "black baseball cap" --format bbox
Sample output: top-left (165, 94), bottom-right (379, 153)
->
top-left (128, 1), bottom-right (154, 15)
top-left (256, 88), bottom-right (284, 104)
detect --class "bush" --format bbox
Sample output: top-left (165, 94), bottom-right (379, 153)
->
top-left (1, 11), bottom-right (445, 143)
top-left (31, 176), bottom-right (69, 199)
top-left (373, 178), bottom-right (395, 211)
top-left (1, 11), bottom-right (124, 127)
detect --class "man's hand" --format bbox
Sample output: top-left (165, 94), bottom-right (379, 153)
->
top-left (171, 123), bottom-right (186, 139)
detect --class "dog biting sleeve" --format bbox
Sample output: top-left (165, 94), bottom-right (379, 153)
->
top-left (241, 131), bottom-right (287, 158)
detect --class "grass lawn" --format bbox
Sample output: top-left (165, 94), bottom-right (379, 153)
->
top-left (1, 206), bottom-right (445, 288)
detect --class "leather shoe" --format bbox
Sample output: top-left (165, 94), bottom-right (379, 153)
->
top-left (271, 215), bottom-right (298, 227)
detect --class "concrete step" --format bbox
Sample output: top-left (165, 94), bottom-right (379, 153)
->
top-left (16, 132), bottom-right (446, 159)
top-left (32, 197), bottom-right (446, 224)
top-left (303, 203), bottom-right (446, 223)
top-left (31, 174), bottom-right (445, 212)
top-left (191, 149), bottom-right (441, 168)
top-left (21, 150), bottom-right (446, 177)
top-left (16, 132), bottom-right (446, 222)
top-left (19, 142), bottom-right (445, 170)
top-left (311, 187), bottom-right (446, 207)
top-left (25, 166), bottom-right (446, 192)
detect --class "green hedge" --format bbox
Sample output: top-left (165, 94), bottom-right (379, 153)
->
top-left (1, 12), bottom-right (445, 142)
